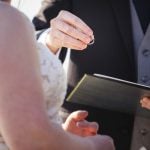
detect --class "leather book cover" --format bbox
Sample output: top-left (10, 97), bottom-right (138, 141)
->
top-left (67, 74), bottom-right (150, 117)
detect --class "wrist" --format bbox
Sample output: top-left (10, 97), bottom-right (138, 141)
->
top-left (45, 33), bottom-right (60, 54)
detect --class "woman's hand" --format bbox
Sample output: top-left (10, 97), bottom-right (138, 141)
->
top-left (62, 110), bottom-right (99, 137)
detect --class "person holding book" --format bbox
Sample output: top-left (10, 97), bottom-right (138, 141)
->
top-left (32, 0), bottom-right (150, 149)
top-left (140, 97), bottom-right (150, 110)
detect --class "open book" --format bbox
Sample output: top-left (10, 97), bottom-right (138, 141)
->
top-left (67, 74), bottom-right (150, 117)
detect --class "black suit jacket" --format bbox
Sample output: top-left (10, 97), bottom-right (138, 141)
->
top-left (33, 0), bottom-right (136, 92)
top-left (33, 1), bottom-right (137, 149)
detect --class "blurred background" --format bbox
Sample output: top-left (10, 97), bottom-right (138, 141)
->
top-left (11, 0), bottom-right (42, 20)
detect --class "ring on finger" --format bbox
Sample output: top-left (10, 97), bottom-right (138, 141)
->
top-left (88, 35), bottom-right (95, 45)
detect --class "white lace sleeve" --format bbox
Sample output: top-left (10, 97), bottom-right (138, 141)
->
top-left (37, 43), bottom-right (67, 124)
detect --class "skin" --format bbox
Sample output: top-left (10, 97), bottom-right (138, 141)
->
top-left (4, 0), bottom-right (97, 139)
top-left (0, 0), bottom-right (11, 4)
top-left (63, 110), bottom-right (99, 137)
top-left (0, 3), bottom-right (115, 150)
top-left (140, 96), bottom-right (150, 110)
top-left (46, 10), bottom-right (94, 53)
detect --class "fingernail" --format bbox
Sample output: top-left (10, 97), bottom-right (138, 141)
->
top-left (79, 110), bottom-right (88, 113)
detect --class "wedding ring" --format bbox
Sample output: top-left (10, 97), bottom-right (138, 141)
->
top-left (88, 35), bottom-right (95, 45)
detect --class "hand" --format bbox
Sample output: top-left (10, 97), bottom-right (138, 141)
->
top-left (87, 135), bottom-right (115, 150)
top-left (46, 10), bottom-right (94, 53)
top-left (140, 96), bottom-right (150, 110)
top-left (62, 110), bottom-right (99, 137)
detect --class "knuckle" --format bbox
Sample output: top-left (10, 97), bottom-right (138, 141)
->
top-left (50, 18), bottom-right (56, 26)
top-left (64, 26), bottom-right (73, 34)
top-left (58, 10), bottom-right (66, 17)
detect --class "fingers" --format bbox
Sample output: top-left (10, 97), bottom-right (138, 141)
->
top-left (140, 97), bottom-right (150, 110)
top-left (50, 28), bottom-right (88, 50)
top-left (47, 10), bottom-right (94, 51)
top-left (64, 110), bottom-right (99, 137)
top-left (77, 120), bottom-right (99, 130)
top-left (77, 120), bottom-right (99, 135)
top-left (51, 18), bottom-right (92, 44)
top-left (67, 110), bottom-right (88, 122)
top-left (57, 10), bottom-right (93, 36)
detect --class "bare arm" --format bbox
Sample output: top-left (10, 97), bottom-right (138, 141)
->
top-left (0, 4), bottom-right (115, 150)
top-left (0, 0), bottom-right (11, 4)
top-left (0, 3), bottom-right (50, 149)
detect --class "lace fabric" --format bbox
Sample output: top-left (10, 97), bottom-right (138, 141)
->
top-left (0, 43), bottom-right (67, 149)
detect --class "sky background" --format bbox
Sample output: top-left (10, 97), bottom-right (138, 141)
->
top-left (11, 0), bottom-right (42, 20)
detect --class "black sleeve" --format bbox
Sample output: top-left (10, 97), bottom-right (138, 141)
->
top-left (32, 0), bottom-right (72, 30)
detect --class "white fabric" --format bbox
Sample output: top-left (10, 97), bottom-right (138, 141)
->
top-left (38, 28), bottom-right (61, 57)
top-left (37, 28), bottom-right (71, 73)
top-left (38, 43), bottom-right (67, 123)
top-left (0, 43), bottom-right (67, 149)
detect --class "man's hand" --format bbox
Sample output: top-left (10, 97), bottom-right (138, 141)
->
top-left (140, 96), bottom-right (150, 110)
top-left (46, 10), bottom-right (94, 53)
top-left (62, 110), bottom-right (99, 137)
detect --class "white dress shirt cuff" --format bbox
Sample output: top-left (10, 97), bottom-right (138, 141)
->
top-left (37, 28), bottom-right (61, 57)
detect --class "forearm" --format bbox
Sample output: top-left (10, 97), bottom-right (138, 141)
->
top-left (0, 4), bottom-right (92, 150)
top-left (0, 4), bottom-right (114, 150)
top-left (0, 0), bottom-right (11, 3)
top-left (0, 4), bottom-right (45, 149)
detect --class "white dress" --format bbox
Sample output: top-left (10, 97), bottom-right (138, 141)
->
top-left (0, 43), bottom-right (67, 149)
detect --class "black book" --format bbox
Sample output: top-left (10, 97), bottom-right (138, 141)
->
top-left (67, 74), bottom-right (150, 117)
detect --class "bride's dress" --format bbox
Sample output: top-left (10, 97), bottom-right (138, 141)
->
top-left (38, 43), bottom-right (67, 124)
top-left (0, 43), bottom-right (67, 149)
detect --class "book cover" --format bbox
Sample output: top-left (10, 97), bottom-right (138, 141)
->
top-left (67, 74), bottom-right (150, 117)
